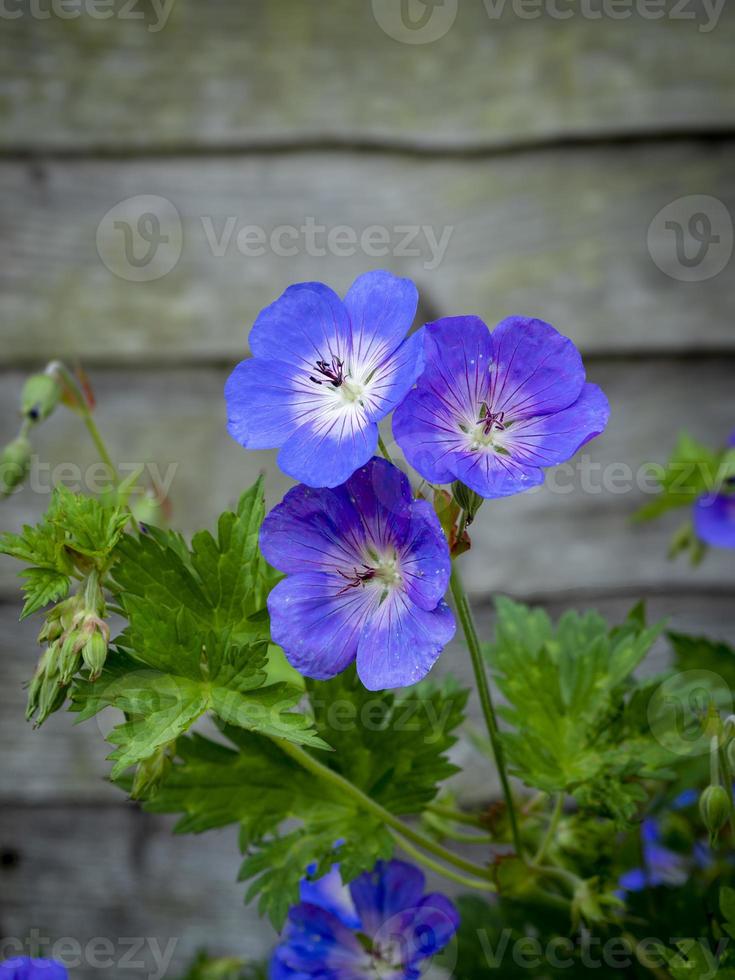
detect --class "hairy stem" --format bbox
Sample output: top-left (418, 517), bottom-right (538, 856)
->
top-left (390, 831), bottom-right (496, 892)
top-left (449, 563), bottom-right (523, 856)
top-left (274, 737), bottom-right (496, 884)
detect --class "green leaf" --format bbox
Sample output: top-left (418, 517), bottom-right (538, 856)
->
top-left (19, 567), bottom-right (70, 619)
top-left (634, 433), bottom-right (735, 522)
top-left (482, 597), bottom-right (670, 823)
top-left (668, 631), bottom-right (735, 691)
top-left (306, 666), bottom-right (468, 814)
top-left (73, 638), bottom-right (326, 778)
top-left (73, 480), bottom-right (322, 773)
top-left (148, 729), bottom-right (392, 929)
top-left (46, 483), bottom-right (130, 559)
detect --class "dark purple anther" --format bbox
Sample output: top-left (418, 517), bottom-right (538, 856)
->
top-left (310, 355), bottom-right (345, 387)
top-left (477, 403), bottom-right (506, 435)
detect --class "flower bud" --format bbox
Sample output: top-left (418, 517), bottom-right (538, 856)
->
top-left (451, 481), bottom-right (484, 526)
top-left (81, 628), bottom-right (108, 680)
top-left (0, 435), bottom-right (32, 496)
top-left (58, 631), bottom-right (82, 685)
top-left (21, 373), bottom-right (61, 424)
top-left (131, 743), bottom-right (173, 800)
top-left (699, 785), bottom-right (731, 843)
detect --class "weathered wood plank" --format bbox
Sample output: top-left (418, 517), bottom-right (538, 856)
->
top-left (0, 805), bottom-right (275, 977)
top-left (1, 360), bottom-right (734, 601)
top-left (2, 145), bottom-right (734, 363)
top-left (1, 0), bottom-right (734, 151)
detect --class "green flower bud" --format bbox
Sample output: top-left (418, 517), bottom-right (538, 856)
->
top-left (0, 435), bottom-right (32, 496)
top-left (131, 743), bottom-right (174, 800)
top-left (21, 373), bottom-right (61, 424)
top-left (699, 785), bottom-right (732, 843)
top-left (82, 628), bottom-right (108, 680)
top-left (451, 481), bottom-right (485, 526)
top-left (58, 631), bottom-right (82, 685)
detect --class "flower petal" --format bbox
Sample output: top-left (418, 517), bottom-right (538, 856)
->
top-left (267, 573), bottom-right (369, 680)
top-left (361, 328), bottom-right (425, 423)
top-left (299, 865), bottom-right (361, 931)
top-left (343, 271), bottom-right (418, 374)
top-left (356, 594), bottom-right (455, 690)
top-left (693, 493), bottom-right (735, 548)
top-left (249, 282), bottom-right (350, 373)
top-left (344, 457), bottom-right (413, 551)
top-left (497, 383), bottom-right (610, 467)
top-left (225, 356), bottom-right (315, 450)
top-left (349, 860), bottom-right (426, 937)
top-left (450, 447), bottom-right (545, 498)
top-left (489, 316), bottom-right (585, 419)
top-left (277, 902), bottom-right (369, 973)
top-left (419, 317), bottom-right (494, 422)
top-left (400, 500), bottom-right (451, 611)
top-left (278, 411), bottom-right (378, 489)
top-left (405, 895), bottom-right (461, 962)
top-left (393, 387), bottom-right (462, 485)
top-left (259, 483), bottom-right (365, 576)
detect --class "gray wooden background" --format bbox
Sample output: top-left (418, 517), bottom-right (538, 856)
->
top-left (1, 0), bottom-right (735, 975)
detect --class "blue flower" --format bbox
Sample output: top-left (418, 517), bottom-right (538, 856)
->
top-left (0, 960), bottom-right (67, 980)
top-left (225, 271), bottom-right (424, 488)
top-left (270, 859), bottom-right (459, 979)
top-left (259, 457), bottom-right (455, 690)
top-left (393, 316), bottom-right (610, 498)
top-left (693, 431), bottom-right (735, 549)
top-left (618, 819), bottom-right (689, 893)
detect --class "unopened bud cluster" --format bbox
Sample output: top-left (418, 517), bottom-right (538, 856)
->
top-left (28, 577), bottom-right (110, 725)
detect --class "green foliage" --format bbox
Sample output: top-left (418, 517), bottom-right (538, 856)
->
top-left (146, 671), bottom-right (466, 928)
top-left (483, 598), bottom-right (673, 823)
top-left (656, 888), bottom-right (735, 979)
top-left (634, 432), bottom-right (735, 522)
top-left (669, 631), bottom-right (735, 692)
top-left (147, 729), bottom-right (392, 930)
top-left (72, 480), bottom-right (325, 774)
top-left (178, 951), bottom-right (267, 980)
top-left (306, 666), bottom-right (467, 814)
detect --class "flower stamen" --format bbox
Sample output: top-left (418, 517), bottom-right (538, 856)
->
top-left (310, 355), bottom-right (345, 388)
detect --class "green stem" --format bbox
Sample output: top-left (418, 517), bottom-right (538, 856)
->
top-left (426, 802), bottom-right (487, 828)
top-left (449, 563), bottom-right (523, 857)
top-left (275, 738), bottom-right (495, 883)
top-left (434, 827), bottom-right (494, 845)
top-left (390, 831), bottom-right (496, 892)
top-left (48, 361), bottom-right (120, 483)
top-left (377, 434), bottom-right (394, 465)
top-left (534, 793), bottom-right (564, 864)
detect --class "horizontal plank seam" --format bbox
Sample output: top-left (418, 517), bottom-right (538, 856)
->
top-left (3, 350), bottom-right (735, 374)
top-left (1, 583), bottom-right (734, 610)
top-left (2, 126), bottom-right (735, 163)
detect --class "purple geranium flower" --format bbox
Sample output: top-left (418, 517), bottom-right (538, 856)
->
top-left (693, 430), bottom-right (735, 549)
top-left (393, 316), bottom-right (610, 498)
top-left (0, 961), bottom-right (67, 980)
top-left (260, 457), bottom-right (455, 690)
top-left (225, 271), bottom-right (424, 488)
top-left (618, 818), bottom-right (689, 892)
top-left (270, 859), bottom-right (459, 979)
